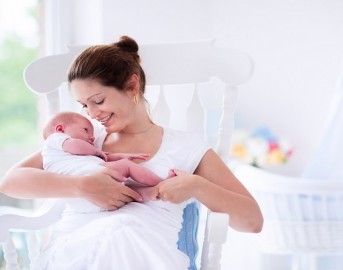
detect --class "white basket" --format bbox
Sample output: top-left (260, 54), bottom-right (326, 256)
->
top-left (234, 164), bottom-right (343, 257)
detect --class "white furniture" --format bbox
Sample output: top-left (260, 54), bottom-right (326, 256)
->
top-left (234, 164), bottom-right (343, 270)
top-left (0, 40), bottom-right (254, 269)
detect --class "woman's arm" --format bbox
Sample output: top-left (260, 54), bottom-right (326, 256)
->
top-left (0, 150), bottom-right (143, 210)
top-left (1, 150), bottom-right (78, 198)
top-left (154, 149), bottom-right (264, 233)
top-left (193, 150), bottom-right (263, 232)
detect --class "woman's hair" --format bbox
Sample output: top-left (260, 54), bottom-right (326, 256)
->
top-left (68, 36), bottom-right (146, 94)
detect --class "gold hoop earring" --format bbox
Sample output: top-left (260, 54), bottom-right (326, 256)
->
top-left (133, 95), bottom-right (139, 105)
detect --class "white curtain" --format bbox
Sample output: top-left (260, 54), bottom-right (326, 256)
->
top-left (303, 73), bottom-right (343, 180)
top-left (302, 73), bottom-right (343, 269)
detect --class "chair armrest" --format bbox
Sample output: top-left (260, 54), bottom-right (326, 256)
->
top-left (200, 210), bottom-right (229, 270)
top-left (206, 211), bottom-right (229, 243)
top-left (0, 199), bottom-right (64, 242)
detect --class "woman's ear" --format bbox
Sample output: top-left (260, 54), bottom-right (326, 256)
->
top-left (126, 74), bottom-right (140, 96)
top-left (55, 124), bottom-right (64, 133)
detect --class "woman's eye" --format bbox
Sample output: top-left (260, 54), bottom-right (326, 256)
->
top-left (82, 104), bottom-right (87, 108)
top-left (95, 99), bottom-right (104, 105)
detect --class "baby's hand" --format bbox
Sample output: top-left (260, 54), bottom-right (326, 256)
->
top-left (95, 150), bottom-right (108, 161)
top-left (106, 152), bottom-right (150, 161)
top-left (126, 153), bottom-right (150, 161)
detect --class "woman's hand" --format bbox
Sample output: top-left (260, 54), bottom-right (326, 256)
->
top-left (151, 169), bottom-right (198, 204)
top-left (76, 168), bottom-right (143, 211)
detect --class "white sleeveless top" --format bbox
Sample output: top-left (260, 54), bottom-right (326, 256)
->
top-left (33, 126), bottom-right (210, 270)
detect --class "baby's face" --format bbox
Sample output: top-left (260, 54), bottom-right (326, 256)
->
top-left (65, 117), bottom-right (95, 145)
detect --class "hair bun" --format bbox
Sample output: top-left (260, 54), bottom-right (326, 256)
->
top-left (113, 36), bottom-right (140, 63)
top-left (116, 36), bottom-right (139, 54)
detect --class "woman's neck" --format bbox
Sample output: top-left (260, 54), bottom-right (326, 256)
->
top-left (103, 124), bottom-right (163, 158)
top-left (120, 121), bottom-right (155, 135)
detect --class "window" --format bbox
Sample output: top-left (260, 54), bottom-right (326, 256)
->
top-left (0, 0), bottom-right (40, 206)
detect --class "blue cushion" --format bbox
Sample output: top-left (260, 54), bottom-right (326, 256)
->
top-left (177, 201), bottom-right (199, 270)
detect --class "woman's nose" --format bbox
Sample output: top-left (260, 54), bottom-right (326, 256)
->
top-left (87, 106), bottom-right (100, 119)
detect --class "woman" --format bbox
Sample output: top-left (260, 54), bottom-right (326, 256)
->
top-left (0, 36), bottom-right (263, 269)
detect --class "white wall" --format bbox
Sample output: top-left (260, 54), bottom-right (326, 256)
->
top-left (101, 0), bottom-right (212, 44)
top-left (211, 0), bottom-right (343, 176)
top-left (49, 0), bottom-right (343, 176)
top-left (44, 1), bottom-right (343, 269)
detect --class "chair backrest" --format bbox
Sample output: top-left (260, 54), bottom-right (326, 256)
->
top-left (0, 40), bottom-right (254, 270)
top-left (25, 40), bottom-right (253, 161)
top-left (234, 164), bottom-right (343, 255)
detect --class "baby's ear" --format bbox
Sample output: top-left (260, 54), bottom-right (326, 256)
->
top-left (55, 124), bottom-right (64, 133)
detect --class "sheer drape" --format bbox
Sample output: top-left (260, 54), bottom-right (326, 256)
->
top-left (303, 75), bottom-right (343, 179)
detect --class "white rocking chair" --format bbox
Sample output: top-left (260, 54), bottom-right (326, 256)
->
top-left (0, 40), bottom-right (254, 270)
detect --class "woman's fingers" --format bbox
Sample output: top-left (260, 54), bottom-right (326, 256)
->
top-left (121, 185), bottom-right (143, 202)
top-left (155, 170), bottom-right (195, 204)
top-left (97, 185), bottom-right (142, 211)
top-left (102, 169), bottom-right (143, 203)
top-left (104, 198), bottom-right (127, 211)
top-left (78, 169), bottom-right (143, 211)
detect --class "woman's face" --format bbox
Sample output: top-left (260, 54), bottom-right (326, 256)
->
top-left (70, 79), bottom-right (135, 133)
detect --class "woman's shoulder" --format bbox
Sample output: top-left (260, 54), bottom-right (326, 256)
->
top-left (162, 128), bottom-right (211, 173)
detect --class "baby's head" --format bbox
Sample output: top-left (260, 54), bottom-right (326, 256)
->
top-left (43, 112), bottom-right (94, 143)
